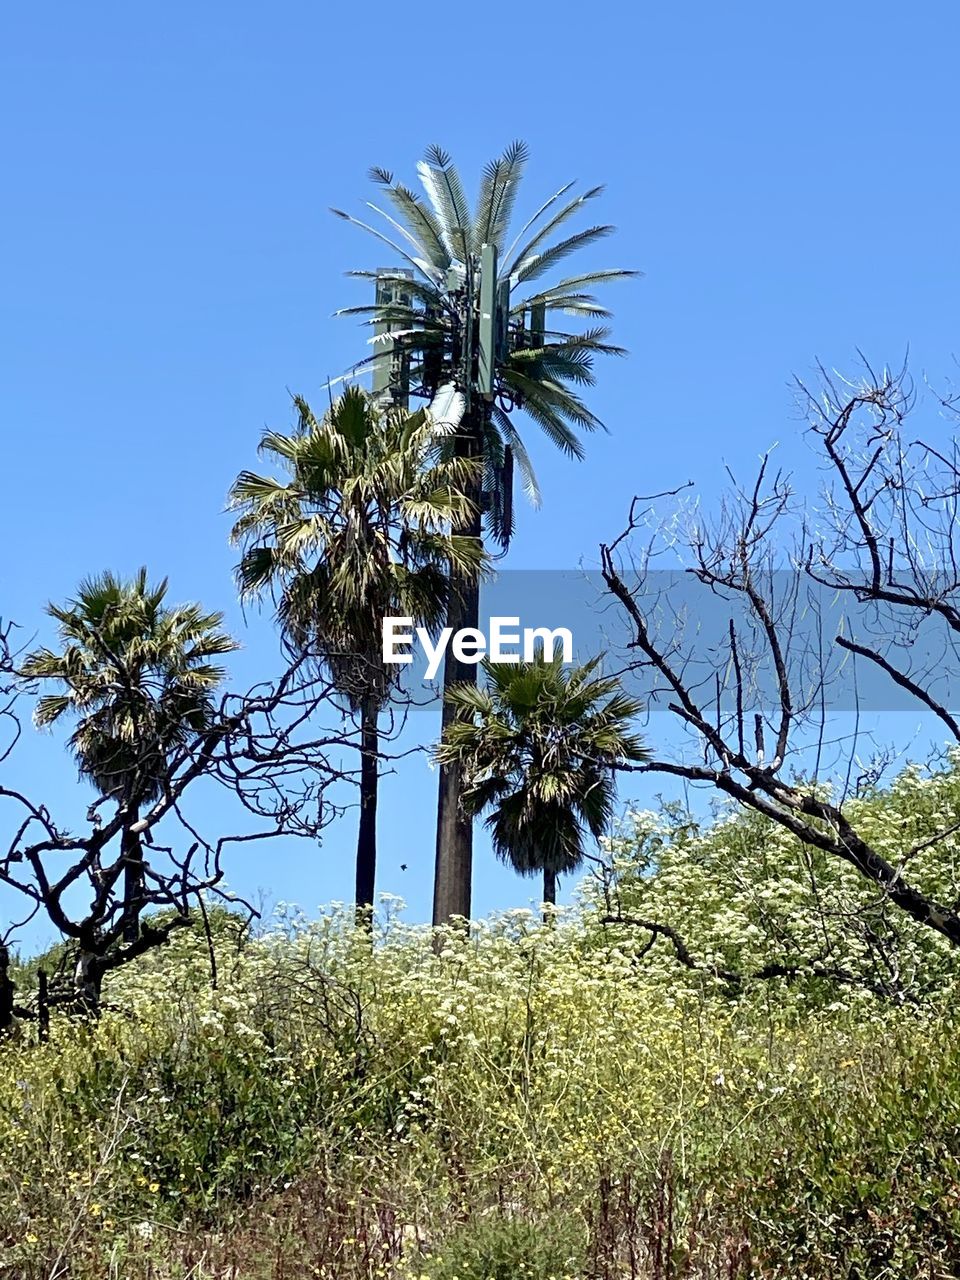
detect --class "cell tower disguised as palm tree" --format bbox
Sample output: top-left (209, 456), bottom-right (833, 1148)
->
top-left (333, 141), bottom-right (637, 925)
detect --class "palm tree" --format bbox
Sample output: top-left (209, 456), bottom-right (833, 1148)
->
top-left (21, 569), bottom-right (238, 947)
top-left (228, 386), bottom-right (483, 918)
top-left (333, 140), bottom-right (637, 924)
top-left (435, 655), bottom-right (648, 909)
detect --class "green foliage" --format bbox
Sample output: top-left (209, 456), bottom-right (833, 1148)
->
top-left (414, 1214), bottom-right (585, 1280)
top-left (20, 567), bottom-right (237, 800)
top-left (229, 386), bottom-right (485, 710)
top-left (594, 754), bottom-right (960, 1004)
top-left (437, 656), bottom-right (647, 889)
top-left (335, 142), bottom-right (637, 540)
top-left (3, 904), bottom-right (960, 1276)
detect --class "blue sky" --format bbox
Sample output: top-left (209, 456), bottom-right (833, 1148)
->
top-left (3, 2), bottom-right (960, 947)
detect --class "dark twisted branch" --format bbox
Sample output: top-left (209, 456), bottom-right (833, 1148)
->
top-left (600, 359), bottom-right (960, 957)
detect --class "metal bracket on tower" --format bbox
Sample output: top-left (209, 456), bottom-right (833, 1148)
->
top-left (529, 301), bottom-right (546, 349)
top-left (478, 243), bottom-right (498, 400)
top-left (496, 277), bottom-right (511, 364)
top-left (373, 267), bottom-right (413, 409)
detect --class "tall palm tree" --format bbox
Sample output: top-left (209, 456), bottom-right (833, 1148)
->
top-left (21, 569), bottom-right (238, 944)
top-left (333, 140), bottom-right (637, 924)
top-left (228, 386), bottom-right (483, 918)
top-left (435, 655), bottom-right (648, 909)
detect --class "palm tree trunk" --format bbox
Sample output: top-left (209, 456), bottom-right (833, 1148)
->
top-left (355, 702), bottom-right (379, 925)
top-left (433, 410), bottom-right (483, 927)
top-left (543, 868), bottom-right (557, 908)
top-left (121, 803), bottom-right (142, 944)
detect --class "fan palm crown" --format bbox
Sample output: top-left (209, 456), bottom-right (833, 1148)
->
top-left (229, 386), bottom-right (484, 707)
top-left (21, 568), bottom-right (237, 801)
top-left (436, 655), bottom-right (648, 902)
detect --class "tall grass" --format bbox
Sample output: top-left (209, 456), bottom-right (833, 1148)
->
top-left (1, 907), bottom-right (958, 1278)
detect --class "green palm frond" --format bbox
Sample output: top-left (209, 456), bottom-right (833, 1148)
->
top-left (513, 225), bottom-right (615, 285)
top-left (521, 294), bottom-right (613, 319)
top-left (229, 387), bottom-right (487, 711)
top-left (507, 391), bottom-right (587, 459)
top-left (510, 346), bottom-right (598, 388)
top-left (492, 408), bottom-right (541, 508)
top-left (368, 168), bottom-right (451, 270)
top-left (418, 147), bottom-right (471, 262)
top-left (362, 200), bottom-right (436, 265)
top-left (33, 693), bottom-right (72, 726)
top-left (333, 304), bottom-right (420, 324)
top-left (499, 181), bottom-right (576, 271)
top-left (24, 570), bottom-right (237, 801)
top-left (548, 325), bottom-right (627, 357)
top-left (502, 368), bottom-right (602, 434)
top-left (504, 187), bottom-right (605, 278)
top-left (436, 655), bottom-right (647, 882)
top-left (517, 268), bottom-right (640, 303)
top-left (473, 139), bottom-right (529, 253)
top-left (330, 207), bottom-right (444, 285)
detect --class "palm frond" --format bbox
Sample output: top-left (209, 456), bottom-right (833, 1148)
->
top-left (510, 346), bottom-right (598, 388)
top-left (417, 147), bottom-right (471, 262)
top-left (543, 326), bottom-right (628, 358)
top-left (514, 225), bottom-right (615, 286)
top-left (330, 208), bottom-right (444, 285)
top-left (499, 181), bottom-right (577, 273)
top-left (473, 140), bottom-right (529, 253)
top-left (368, 169), bottom-right (451, 270)
top-left (503, 368), bottom-right (603, 435)
top-left (33, 693), bottom-right (72, 727)
top-left (493, 408), bottom-right (542, 508)
top-left (511, 394), bottom-right (586, 458)
top-left (362, 200), bottom-right (436, 264)
top-left (505, 187), bottom-right (605, 278)
top-left (519, 293), bottom-right (613, 319)
top-left (519, 268), bottom-right (640, 300)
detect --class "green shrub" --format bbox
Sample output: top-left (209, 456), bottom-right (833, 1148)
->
top-left (3, 903), bottom-right (960, 1277)
top-left (415, 1214), bottom-right (585, 1280)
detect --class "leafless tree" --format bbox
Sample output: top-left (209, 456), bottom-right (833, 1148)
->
top-left (600, 359), bottom-right (960, 957)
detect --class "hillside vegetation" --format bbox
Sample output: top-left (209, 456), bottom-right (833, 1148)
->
top-left (4, 758), bottom-right (960, 1279)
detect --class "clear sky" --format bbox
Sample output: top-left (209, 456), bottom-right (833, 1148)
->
top-left (3, 2), bottom-right (960, 947)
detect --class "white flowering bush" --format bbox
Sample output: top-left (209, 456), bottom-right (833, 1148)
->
top-left (591, 755), bottom-right (960, 1007)
top-left (2, 761), bottom-right (960, 1276)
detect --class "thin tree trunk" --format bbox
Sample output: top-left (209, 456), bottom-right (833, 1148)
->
top-left (0, 945), bottom-right (14, 1037)
top-left (433, 409), bottom-right (483, 927)
top-left (543, 868), bottom-right (557, 910)
top-left (355, 703), bottom-right (379, 926)
top-left (37, 969), bottom-right (49, 1042)
top-left (121, 802), bottom-right (142, 944)
top-left (74, 947), bottom-right (102, 1018)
